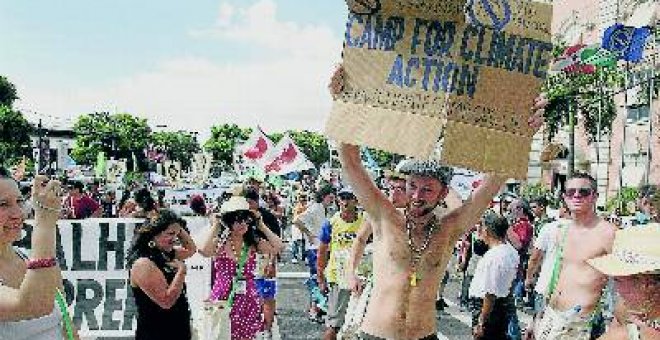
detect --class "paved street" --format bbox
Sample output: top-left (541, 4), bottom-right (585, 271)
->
top-left (273, 245), bottom-right (534, 340)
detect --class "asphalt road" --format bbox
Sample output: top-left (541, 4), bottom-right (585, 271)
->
top-left (273, 247), bottom-right (534, 340)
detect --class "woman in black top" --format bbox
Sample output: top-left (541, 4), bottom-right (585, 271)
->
top-left (127, 209), bottom-right (197, 340)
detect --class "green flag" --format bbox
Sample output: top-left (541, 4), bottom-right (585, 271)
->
top-left (267, 175), bottom-right (284, 188)
top-left (95, 151), bottom-right (106, 179)
top-left (581, 45), bottom-right (617, 68)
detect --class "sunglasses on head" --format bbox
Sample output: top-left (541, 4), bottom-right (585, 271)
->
top-left (564, 187), bottom-right (594, 198)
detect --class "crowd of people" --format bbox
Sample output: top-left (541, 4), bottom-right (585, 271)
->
top-left (0, 74), bottom-right (658, 340)
top-left (1, 152), bottom-right (660, 340)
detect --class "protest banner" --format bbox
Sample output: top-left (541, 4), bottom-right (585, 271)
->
top-left (165, 160), bottom-right (182, 189)
top-left (325, 0), bottom-right (553, 178)
top-left (106, 160), bottom-right (127, 185)
top-left (13, 217), bottom-right (213, 339)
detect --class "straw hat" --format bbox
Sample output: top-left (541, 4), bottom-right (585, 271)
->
top-left (587, 224), bottom-right (660, 276)
top-left (219, 196), bottom-right (252, 216)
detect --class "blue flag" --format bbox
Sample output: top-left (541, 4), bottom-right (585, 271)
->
top-left (602, 23), bottom-right (651, 62)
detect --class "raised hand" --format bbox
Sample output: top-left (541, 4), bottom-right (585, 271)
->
top-left (528, 93), bottom-right (548, 132)
top-left (328, 65), bottom-right (345, 100)
top-left (32, 175), bottom-right (62, 222)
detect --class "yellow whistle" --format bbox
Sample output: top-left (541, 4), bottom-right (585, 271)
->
top-left (409, 272), bottom-right (417, 287)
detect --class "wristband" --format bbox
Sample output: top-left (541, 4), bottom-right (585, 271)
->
top-left (26, 258), bottom-right (58, 270)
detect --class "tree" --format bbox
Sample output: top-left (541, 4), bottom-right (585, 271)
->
top-left (204, 123), bottom-right (252, 170)
top-left (151, 131), bottom-right (200, 170)
top-left (0, 106), bottom-right (33, 167)
top-left (286, 130), bottom-right (329, 168)
top-left (72, 112), bottom-right (151, 167)
top-left (543, 63), bottom-right (623, 143)
top-left (0, 76), bottom-right (18, 107)
top-left (366, 148), bottom-right (404, 169)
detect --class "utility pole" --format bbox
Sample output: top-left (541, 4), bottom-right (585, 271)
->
top-left (37, 119), bottom-right (44, 174)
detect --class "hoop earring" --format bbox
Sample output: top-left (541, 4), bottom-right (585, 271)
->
top-left (148, 240), bottom-right (156, 248)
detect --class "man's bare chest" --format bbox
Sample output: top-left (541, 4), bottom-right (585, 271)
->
top-left (380, 226), bottom-right (453, 270)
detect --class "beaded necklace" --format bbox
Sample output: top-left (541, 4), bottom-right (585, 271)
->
top-left (405, 215), bottom-right (438, 286)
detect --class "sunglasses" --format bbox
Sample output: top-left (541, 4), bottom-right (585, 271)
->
top-left (338, 194), bottom-right (355, 201)
top-left (232, 212), bottom-right (254, 225)
top-left (564, 187), bottom-right (594, 198)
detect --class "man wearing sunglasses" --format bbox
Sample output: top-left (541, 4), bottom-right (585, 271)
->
top-left (529, 173), bottom-right (616, 340)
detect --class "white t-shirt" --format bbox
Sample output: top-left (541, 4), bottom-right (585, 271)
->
top-left (469, 243), bottom-right (520, 299)
top-left (295, 202), bottom-right (327, 249)
top-left (533, 219), bottom-right (569, 296)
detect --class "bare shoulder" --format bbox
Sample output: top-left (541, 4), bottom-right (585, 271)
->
top-left (131, 258), bottom-right (158, 277)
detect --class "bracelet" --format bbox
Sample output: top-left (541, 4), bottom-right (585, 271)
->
top-left (33, 200), bottom-right (60, 213)
top-left (26, 258), bottom-right (58, 270)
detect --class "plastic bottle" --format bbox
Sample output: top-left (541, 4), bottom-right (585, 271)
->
top-left (561, 305), bottom-right (582, 320)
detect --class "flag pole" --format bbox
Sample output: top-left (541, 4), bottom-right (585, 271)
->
top-left (645, 52), bottom-right (655, 185)
top-left (619, 61), bottom-right (629, 210)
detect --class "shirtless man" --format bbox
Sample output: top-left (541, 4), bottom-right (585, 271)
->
top-left (347, 171), bottom-right (462, 295)
top-left (330, 66), bottom-right (547, 339)
top-left (529, 173), bottom-right (617, 340)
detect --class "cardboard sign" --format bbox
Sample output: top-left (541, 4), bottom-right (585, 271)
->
top-left (325, 0), bottom-right (553, 178)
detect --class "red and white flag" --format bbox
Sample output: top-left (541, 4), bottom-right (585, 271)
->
top-left (263, 135), bottom-right (314, 175)
top-left (239, 127), bottom-right (275, 162)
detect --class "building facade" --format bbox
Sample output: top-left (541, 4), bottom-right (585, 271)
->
top-left (527, 0), bottom-right (658, 207)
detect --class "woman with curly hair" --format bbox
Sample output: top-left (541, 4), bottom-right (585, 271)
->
top-left (127, 209), bottom-right (197, 340)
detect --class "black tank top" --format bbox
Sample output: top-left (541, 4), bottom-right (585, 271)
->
top-left (131, 252), bottom-right (191, 340)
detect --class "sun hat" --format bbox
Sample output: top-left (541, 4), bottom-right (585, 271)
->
top-left (220, 196), bottom-right (252, 216)
top-left (587, 224), bottom-right (660, 276)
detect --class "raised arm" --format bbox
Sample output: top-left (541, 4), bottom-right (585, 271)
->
top-left (255, 214), bottom-right (285, 255)
top-left (443, 173), bottom-right (507, 241)
top-left (0, 176), bottom-right (63, 321)
top-left (444, 93), bottom-right (548, 240)
top-left (174, 227), bottom-right (197, 260)
top-left (338, 143), bottom-right (391, 222)
top-left (198, 215), bottom-right (223, 258)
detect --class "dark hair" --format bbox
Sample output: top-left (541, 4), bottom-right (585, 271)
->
top-left (482, 212), bottom-right (509, 239)
top-left (315, 185), bottom-right (335, 203)
top-left (126, 209), bottom-right (184, 268)
top-left (134, 188), bottom-right (156, 212)
top-left (71, 181), bottom-right (84, 192)
top-left (530, 196), bottom-right (548, 208)
top-left (118, 189), bottom-right (131, 211)
top-left (638, 185), bottom-right (657, 199)
top-left (244, 188), bottom-right (260, 202)
top-left (189, 195), bottom-right (207, 215)
top-left (220, 210), bottom-right (259, 248)
top-left (0, 166), bottom-right (10, 178)
top-left (568, 172), bottom-right (597, 192)
top-left (518, 199), bottom-right (535, 223)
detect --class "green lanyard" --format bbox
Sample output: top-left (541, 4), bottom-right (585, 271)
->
top-left (227, 244), bottom-right (249, 307)
top-left (55, 289), bottom-right (74, 340)
top-left (547, 225), bottom-right (569, 299)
